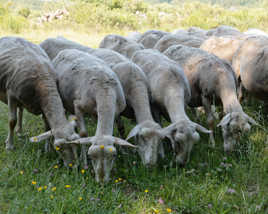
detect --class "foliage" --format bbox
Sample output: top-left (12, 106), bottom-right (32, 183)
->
top-left (18, 7), bottom-right (31, 18)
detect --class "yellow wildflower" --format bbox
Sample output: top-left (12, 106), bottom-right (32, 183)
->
top-left (44, 185), bottom-right (47, 190)
top-left (118, 178), bottom-right (122, 181)
top-left (81, 169), bottom-right (85, 174)
top-left (19, 170), bottom-right (24, 175)
top-left (144, 189), bottom-right (149, 193)
top-left (50, 195), bottom-right (54, 199)
top-left (37, 186), bottom-right (43, 192)
top-left (68, 163), bottom-right (73, 167)
top-left (32, 137), bottom-right (38, 142)
top-left (55, 146), bottom-right (60, 151)
top-left (153, 208), bottom-right (159, 213)
top-left (65, 185), bottom-right (71, 188)
top-left (166, 208), bottom-right (172, 213)
top-left (109, 148), bottom-right (113, 152)
top-left (32, 181), bottom-right (37, 185)
top-left (79, 197), bottom-right (83, 201)
top-left (115, 179), bottom-right (119, 183)
top-left (54, 165), bottom-right (58, 169)
top-left (52, 187), bottom-right (56, 191)
top-left (100, 145), bottom-right (105, 149)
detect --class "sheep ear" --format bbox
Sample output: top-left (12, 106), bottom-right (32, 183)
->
top-left (126, 124), bottom-right (141, 140)
top-left (54, 137), bottom-right (95, 146)
top-left (68, 115), bottom-right (77, 127)
top-left (110, 136), bottom-right (137, 148)
top-left (161, 122), bottom-right (179, 136)
top-left (30, 130), bottom-right (52, 142)
top-left (193, 122), bottom-right (211, 134)
top-left (245, 114), bottom-right (258, 126)
top-left (217, 113), bottom-right (231, 127)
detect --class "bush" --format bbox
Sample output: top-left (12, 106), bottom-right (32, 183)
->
top-left (18, 7), bottom-right (31, 18)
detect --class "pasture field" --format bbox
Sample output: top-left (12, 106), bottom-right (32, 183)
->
top-left (0, 0), bottom-right (268, 213)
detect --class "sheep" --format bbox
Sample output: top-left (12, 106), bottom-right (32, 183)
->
top-left (0, 36), bottom-right (81, 166)
top-left (51, 49), bottom-right (135, 182)
top-left (200, 35), bottom-right (248, 101)
top-left (187, 27), bottom-right (209, 39)
top-left (154, 34), bottom-right (205, 53)
top-left (99, 34), bottom-right (144, 58)
top-left (99, 34), bottom-right (211, 165)
top-left (90, 48), bottom-right (171, 166)
top-left (232, 35), bottom-right (268, 111)
top-left (137, 30), bottom-right (169, 49)
top-left (126, 31), bottom-right (142, 42)
top-left (163, 44), bottom-right (257, 151)
top-left (206, 25), bottom-right (242, 37)
top-left (244, 28), bottom-right (268, 37)
top-left (40, 37), bottom-right (170, 166)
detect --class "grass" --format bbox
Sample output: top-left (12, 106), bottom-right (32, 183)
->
top-left (0, 98), bottom-right (268, 213)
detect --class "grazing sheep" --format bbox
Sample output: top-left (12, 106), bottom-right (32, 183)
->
top-left (99, 35), bottom-right (211, 165)
top-left (41, 37), bottom-right (171, 166)
top-left (52, 49), bottom-right (135, 182)
top-left (244, 28), bottom-right (268, 37)
top-left (137, 30), bottom-right (169, 48)
top-left (232, 35), bottom-right (268, 107)
top-left (99, 34), bottom-right (144, 58)
top-left (90, 48), bottom-right (170, 166)
top-left (126, 31), bottom-right (142, 42)
top-left (206, 25), bottom-right (242, 37)
top-left (0, 36), bottom-right (80, 165)
top-left (163, 44), bottom-right (257, 151)
top-left (154, 34), bottom-right (205, 52)
top-left (200, 35), bottom-right (248, 100)
top-left (187, 27), bottom-right (209, 39)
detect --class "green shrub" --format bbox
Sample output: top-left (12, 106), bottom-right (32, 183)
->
top-left (18, 7), bottom-right (31, 18)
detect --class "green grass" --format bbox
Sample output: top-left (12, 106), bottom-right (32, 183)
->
top-left (0, 99), bottom-right (268, 213)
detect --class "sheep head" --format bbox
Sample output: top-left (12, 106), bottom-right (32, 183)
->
top-left (217, 112), bottom-right (257, 152)
top-left (30, 115), bottom-right (80, 166)
top-left (162, 120), bottom-right (211, 166)
top-left (126, 120), bottom-right (164, 167)
top-left (62, 135), bottom-right (136, 183)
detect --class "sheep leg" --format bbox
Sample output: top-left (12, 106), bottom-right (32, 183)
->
top-left (202, 96), bottom-right (216, 147)
top-left (116, 116), bottom-right (125, 138)
top-left (15, 106), bottom-right (23, 135)
top-left (74, 101), bottom-right (88, 169)
top-left (5, 95), bottom-right (17, 150)
top-left (237, 82), bottom-right (244, 103)
top-left (42, 114), bottom-right (52, 153)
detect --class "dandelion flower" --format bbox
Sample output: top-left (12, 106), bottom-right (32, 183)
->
top-left (68, 163), bottom-right (73, 167)
top-left (166, 208), bottom-right (172, 213)
top-left (19, 170), bottom-right (24, 175)
top-left (50, 195), bottom-right (54, 199)
top-left (32, 137), bottom-right (38, 142)
top-left (55, 146), bottom-right (60, 151)
top-left (52, 187), bottom-right (56, 191)
top-left (54, 165), bottom-right (58, 169)
top-left (37, 186), bottom-right (43, 191)
top-left (44, 185), bottom-right (47, 190)
top-left (118, 178), bottom-right (122, 181)
top-left (65, 185), bottom-right (71, 188)
top-left (32, 181), bottom-right (37, 185)
top-left (153, 208), bottom-right (159, 213)
top-left (115, 179), bottom-right (119, 183)
top-left (109, 148), bottom-right (113, 152)
top-left (99, 145), bottom-right (105, 149)
top-left (79, 197), bottom-right (83, 201)
top-left (81, 169), bottom-right (85, 174)
top-left (144, 189), bottom-right (149, 193)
